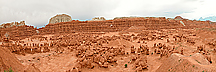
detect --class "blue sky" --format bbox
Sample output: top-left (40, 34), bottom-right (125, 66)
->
top-left (0, 0), bottom-right (215, 27)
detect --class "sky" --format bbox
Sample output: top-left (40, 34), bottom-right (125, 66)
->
top-left (0, 0), bottom-right (215, 27)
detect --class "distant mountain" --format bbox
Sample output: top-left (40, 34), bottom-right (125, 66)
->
top-left (199, 16), bottom-right (216, 22)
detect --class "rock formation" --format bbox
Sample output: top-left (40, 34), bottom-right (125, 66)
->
top-left (0, 15), bottom-right (212, 41)
top-left (49, 14), bottom-right (72, 24)
top-left (174, 16), bottom-right (184, 20)
top-left (91, 17), bottom-right (106, 21)
top-left (0, 15), bottom-right (215, 72)
top-left (0, 21), bottom-right (25, 29)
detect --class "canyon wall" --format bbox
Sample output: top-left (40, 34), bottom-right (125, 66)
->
top-left (39, 16), bottom-right (211, 34)
top-left (0, 16), bottom-right (212, 41)
top-left (0, 25), bottom-right (37, 41)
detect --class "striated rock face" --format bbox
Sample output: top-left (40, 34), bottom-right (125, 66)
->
top-left (49, 14), bottom-right (72, 24)
top-left (0, 21), bottom-right (25, 29)
top-left (0, 25), bottom-right (37, 41)
top-left (0, 16), bottom-right (212, 41)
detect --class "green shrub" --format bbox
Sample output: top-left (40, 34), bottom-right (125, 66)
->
top-left (125, 64), bottom-right (128, 68)
top-left (192, 65), bottom-right (195, 67)
top-left (4, 67), bottom-right (13, 72)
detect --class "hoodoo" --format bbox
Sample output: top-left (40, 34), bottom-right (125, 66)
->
top-left (0, 14), bottom-right (216, 72)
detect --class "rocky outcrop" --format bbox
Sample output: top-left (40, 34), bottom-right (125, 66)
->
top-left (0, 25), bottom-right (37, 41)
top-left (0, 16), bottom-right (212, 41)
top-left (49, 14), bottom-right (72, 24)
top-left (91, 17), bottom-right (106, 21)
top-left (174, 16), bottom-right (184, 20)
top-left (0, 21), bottom-right (25, 29)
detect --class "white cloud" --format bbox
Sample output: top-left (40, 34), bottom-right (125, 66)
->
top-left (0, 0), bottom-right (213, 27)
top-left (180, 0), bottom-right (216, 19)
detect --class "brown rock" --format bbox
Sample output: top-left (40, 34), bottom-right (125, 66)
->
top-left (131, 46), bottom-right (135, 53)
top-left (102, 62), bottom-right (109, 68)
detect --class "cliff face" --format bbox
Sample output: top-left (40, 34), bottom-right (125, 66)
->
top-left (0, 16), bottom-right (212, 41)
top-left (39, 16), bottom-right (210, 34)
top-left (0, 25), bottom-right (37, 41)
top-left (49, 14), bottom-right (72, 24)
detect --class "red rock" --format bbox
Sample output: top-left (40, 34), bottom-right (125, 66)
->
top-left (131, 46), bottom-right (135, 53)
top-left (102, 62), bottom-right (109, 68)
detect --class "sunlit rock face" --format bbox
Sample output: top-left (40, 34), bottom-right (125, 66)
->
top-left (49, 14), bottom-right (72, 24)
top-left (0, 21), bottom-right (25, 29)
top-left (91, 17), bottom-right (106, 21)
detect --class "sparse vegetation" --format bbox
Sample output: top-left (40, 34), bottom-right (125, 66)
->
top-left (175, 47), bottom-right (178, 50)
top-left (125, 64), bottom-right (128, 68)
top-left (1, 20), bottom-right (215, 72)
top-left (178, 59), bottom-right (181, 62)
top-left (195, 60), bottom-right (201, 64)
top-left (4, 67), bottom-right (13, 72)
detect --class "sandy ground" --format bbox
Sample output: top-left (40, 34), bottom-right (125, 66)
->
top-left (1, 28), bottom-right (216, 72)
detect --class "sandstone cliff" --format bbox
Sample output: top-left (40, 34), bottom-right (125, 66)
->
top-left (0, 21), bottom-right (25, 29)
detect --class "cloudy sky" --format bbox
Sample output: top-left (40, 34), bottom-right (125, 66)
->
top-left (0, 0), bottom-right (215, 27)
